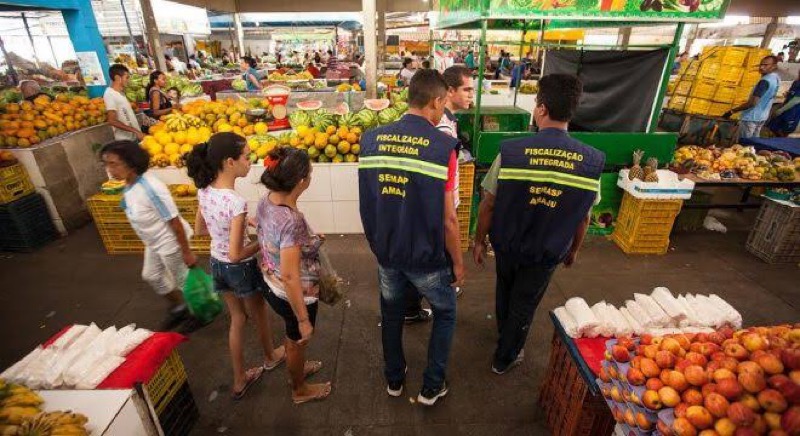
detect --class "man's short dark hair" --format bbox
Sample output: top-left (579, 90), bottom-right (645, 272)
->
top-left (108, 64), bottom-right (129, 82)
top-left (403, 57), bottom-right (413, 68)
top-left (537, 74), bottom-right (582, 122)
top-left (100, 140), bottom-right (149, 175)
top-left (762, 55), bottom-right (778, 65)
top-left (408, 69), bottom-right (447, 109)
top-left (443, 65), bottom-right (472, 89)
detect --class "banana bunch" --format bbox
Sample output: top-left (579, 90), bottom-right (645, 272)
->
top-left (163, 113), bottom-right (205, 132)
top-left (3, 411), bottom-right (89, 436)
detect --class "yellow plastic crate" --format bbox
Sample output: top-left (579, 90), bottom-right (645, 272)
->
top-left (458, 163), bottom-right (475, 201)
top-left (719, 66), bottom-right (744, 85)
top-left (673, 80), bottom-right (693, 96)
top-left (457, 203), bottom-right (471, 251)
top-left (713, 85), bottom-right (738, 104)
top-left (611, 193), bottom-right (683, 255)
top-left (746, 48), bottom-right (773, 67)
top-left (698, 62), bottom-right (721, 82)
top-left (667, 95), bottom-right (687, 111)
top-left (734, 87), bottom-right (752, 105)
top-left (689, 80), bottom-right (717, 99)
top-left (685, 61), bottom-right (700, 76)
top-left (708, 102), bottom-right (732, 117)
top-left (719, 47), bottom-right (749, 67)
top-left (740, 70), bottom-right (762, 87)
top-left (0, 163), bottom-right (35, 205)
top-left (685, 98), bottom-right (712, 115)
top-left (145, 351), bottom-right (188, 415)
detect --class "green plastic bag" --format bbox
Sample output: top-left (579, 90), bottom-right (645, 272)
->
top-left (183, 267), bottom-right (223, 324)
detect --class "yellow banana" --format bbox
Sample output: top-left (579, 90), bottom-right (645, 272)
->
top-left (1, 393), bottom-right (43, 407)
top-left (51, 424), bottom-right (89, 435)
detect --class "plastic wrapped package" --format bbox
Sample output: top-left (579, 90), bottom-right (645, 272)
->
top-left (634, 293), bottom-right (672, 327)
top-left (606, 304), bottom-right (633, 337)
top-left (588, 302), bottom-right (610, 337)
top-left (109, 328), bottom-right (153, 357)
top-left (709, 294), bottom-right (743, 329)
top-left (65, 323), bottom-right (102, 355)
top-left (50, 325), bottom-right (87, 350)
top-left (677, 295), bottom-right (702, 327)
top-left (684, 294), bottom-right (714, 327)
top-left (63, 351), bottom-right (106, 387)
top-left (650, 287), bottom-right (687, 323)
top-left (565, 297), bottom-right (599, 337)
top-left (554, 307), bottom-right (579, 338)
top-left (0, 346), bottom-right (43, 383)
top-left (625, 300), bottom-right (653, 328)
top-left (23, 348), bottom-right (60, 389)
top-left (620, 307), bottom-right (644, 335)
top-left (693, 295), bottom-right (727, 328)
top-left (75, 355), bottom-right (126, 389)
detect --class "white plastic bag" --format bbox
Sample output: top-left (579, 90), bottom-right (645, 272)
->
top-left (709, 294), bottom-right (742, 329)
top-left (24, 348), bottom-right (60, 389)
top-left (620, 307), bottom-right (644, 335)
top-left (50, 325), bottom-right (88, 350)
top-left (625, 300), bottom-right (653, 328)
top-left (590, 301), bottom-right (614, 337)
top-left (635, 293), bottom-right (672, 327)
top-left (63, 352), bottom-right (106, 387)
top-left (565, 297), bottom-right (599, 337)
top-left (676, 295), bottom-right (701, 327)
top-left (67, 323), bottom-right (102, 354)
top-left (606, 304), bottom-right (633, 337)
top-left (75, 356), bottom-right (126, 389)
top-left (651, 287), bottom-right (687, 323)
top-left (0, 346), bottom-right (43, 383)
top-left (554, 307), bottom-right (579, 338)
top-left (109, 329), bottom-right (153, 357)
top-left (694, 295), bottom-right (727, 328)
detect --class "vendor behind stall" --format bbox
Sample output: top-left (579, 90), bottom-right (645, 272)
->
top-left (724, 55), bottom-right (780, 139)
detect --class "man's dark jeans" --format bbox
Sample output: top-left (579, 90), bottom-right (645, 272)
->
top-left (493, 252), bottom-right (557, 371)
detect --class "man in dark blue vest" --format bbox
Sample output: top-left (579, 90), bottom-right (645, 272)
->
top-left (473, 74), bottom-right (604, 375)
top-left (359, 69), bottom-right (464, 406)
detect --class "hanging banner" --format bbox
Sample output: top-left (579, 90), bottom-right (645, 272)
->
top-left (438, 0), bottom-right (730, 27)
top-left (76, 52), bottom-right (106, 87)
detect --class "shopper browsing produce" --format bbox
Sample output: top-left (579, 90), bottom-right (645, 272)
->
top-left (256, 148), bottom-right (332, 405)
top-left (723, 56), bottom-right (780, 139)
top-left (100, 140), bottom-right (196, 330)
top-left (240, 56), bottom-right (262, 92)
top-left (403, 65), bottom-right (474, 323)
top-left (146, 70), bottom-right (179, 119)
top-left (358, 69), bottom-right (463, 406)
top-left (104, 64), bottom-right (143, 141)
top-left (474, 74), bottom-right (605, 375)
top-left (185, 132), bottom-right (286, 400)
top-left (399, 58), bottom-right (416, 84)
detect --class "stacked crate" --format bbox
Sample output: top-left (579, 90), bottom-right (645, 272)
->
top-left (667, 46), bottom-right (773, 118)
top-left (0, 163), bottom-right (58, 252)
top-left (457, 163), bottom-right (475, 251)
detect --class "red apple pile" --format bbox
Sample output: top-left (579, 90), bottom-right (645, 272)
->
top-left (600, 324), bottom-right (800, 436)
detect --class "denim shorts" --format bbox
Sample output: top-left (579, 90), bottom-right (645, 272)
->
top-left (210, 257), bottom-right (267, 298)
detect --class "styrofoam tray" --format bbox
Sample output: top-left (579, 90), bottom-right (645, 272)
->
top-left (618, 169), bottom-right (695, 200)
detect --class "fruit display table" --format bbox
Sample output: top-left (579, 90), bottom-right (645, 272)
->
top-left (37, 389), bottom-right (155, 436)
top-left (682, 175), bottom-right (800, 209)
top-left (215, 90), bottom-right (366, 112)
top-left (739, 137), bottom-right (800, 157)
top-left (149, 163), bottom-right (363, 235)
top-left (9, 124), bottom-right (114, 234)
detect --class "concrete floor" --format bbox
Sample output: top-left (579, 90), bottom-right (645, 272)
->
top-left (0, 225), bottom-right (798, 436)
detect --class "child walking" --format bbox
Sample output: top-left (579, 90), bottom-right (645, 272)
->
top-left (186, 132), bottom-right (285, 399)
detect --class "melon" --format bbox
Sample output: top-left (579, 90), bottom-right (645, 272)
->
top-left (356, 109), bottom-right (378, 129)
top-left (378, 108), bottom-right (399, 125)
top-left (338, 112), bottom-right (357, 128)
top-left (297, 100), bottom-right (323, 111)
top-left (231, 79), bottom-right (247, 91)
top-left (289, 111), bottom-right (312, 128)
top-left (312, 110), bottom-right (336, 131)
top-left (364, 99), bottom-right (391, 111)
top-left (393, 101), bottom-right (408, 113)
top-left (333, 102), bottom-right (350, 116)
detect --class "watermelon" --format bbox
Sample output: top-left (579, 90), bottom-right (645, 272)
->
top-left (378, 108), bottom-right (399, 125)
top-left (356, 108), bottom-right (378, 130)
top-left (338, 112), bottom-right (357, 128)
top-left (232, 79), bottom-right (247, 91)
top-left (364, 99), bottom-right (391, 111)
top-left (297, 100), bottom-right (323, 111)
top-left (333, 102), bottom-right (350, 116)
top-left (312, 109), bottom-right (336, 131)
top-left (289, 110), bottom-right (312, 128)
top-left (393, 101), bottom-right (408, 113)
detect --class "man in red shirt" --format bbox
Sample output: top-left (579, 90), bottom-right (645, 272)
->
top-left (306, 63), bottom-right (321, 78)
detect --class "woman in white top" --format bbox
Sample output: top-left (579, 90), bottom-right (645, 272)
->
top-left (399, 58), bottom-right (416, 85)
top-left (100, 140), bottom-right (194, 330)
top-left (186, 133), bottom-right (285, 400)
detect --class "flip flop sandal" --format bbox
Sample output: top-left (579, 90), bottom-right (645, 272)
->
top-left (304, 361), bottom-right (323, 379)
top-left (292, 383), bottom-right (332, 405)
top-left (263, 348), bottom-right (287, 372)
top-left (231, 366), bottom-right (265, 400)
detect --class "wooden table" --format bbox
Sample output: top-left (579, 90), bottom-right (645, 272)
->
top-left (683, 174), bottom-right (800, 209)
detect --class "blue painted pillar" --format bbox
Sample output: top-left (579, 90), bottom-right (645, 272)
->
top-left (62, 0), bottom-right (110, 98)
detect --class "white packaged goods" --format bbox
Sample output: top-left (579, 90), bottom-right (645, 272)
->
top-left (709, 294), bottom-right (743, 329)
top-left (606, 305), bottom-right (634, 337)
top-left (625, 299), bottom-right (654, 328)
top-left (76, 356), bottom-right (126, 389)
top-left (617, 169), bottom-right (695, 200)
top-left (650, 287), bottom-right (687, 323)
top-left (0, 346), bottom-right (42, 382)
top-left (676, 295), bottom-right (701, 327)
top-left (554, 307), bottom-right (578, 338)
top-left (109, 329), bottom-right (153, 357)
top-left (635, 293), bottom-right (671, 327)
top-left (694, 295), bottom-right (727, 328)
top-left (620, 307), bottom-right (644, 335)
top-left (24, 348), bottom-right (60, 389)
top-left (590, 302), bottom-right (610, 338)
top-left (68, 323), bottom-right (102, 355)
top-left (565, 297), bottom-right (599, 337)
top-left (50, 324), bottom-right (87, 350)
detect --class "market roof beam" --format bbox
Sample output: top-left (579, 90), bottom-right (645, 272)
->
top-left (165, 0), bottom-right (430, 13)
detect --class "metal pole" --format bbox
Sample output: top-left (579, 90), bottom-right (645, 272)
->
top-left (362, 0), bottom-right (378, 99)
top-left (120, 0), bottom-right (139, 60)
top-left (760, 17), bottom-right (778, 49)
top-left (513, 24), bottom-right (526, 108)
top-left (20, 13), bottom-right (40, 69)
top-left (138, 0), bottom-right (166, 72)
top-left (472, 19), bottom-right (487, 147)
top-left (46, 36), bottom-right (58, 68)
top-left (647, 22), bottom-right (684, 133)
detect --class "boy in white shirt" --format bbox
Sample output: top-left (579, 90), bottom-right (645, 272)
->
top-left (104, 64), bottom-right (143, 142)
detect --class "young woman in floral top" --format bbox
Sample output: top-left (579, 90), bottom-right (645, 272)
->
top-left (186, 132), bottom-right (285, 400)
top-left (257, 147), bottom-right (332, 404)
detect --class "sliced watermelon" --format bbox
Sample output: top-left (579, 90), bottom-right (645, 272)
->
top-left (364, 98), bottom-right (391, 111)
top-left (333, 102), bottom-right (350, 116)
top-left (297, 100), bottom-right (323, 111)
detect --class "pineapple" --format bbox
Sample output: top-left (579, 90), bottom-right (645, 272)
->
top-left (629, 150), bottom-right (645, 180)
top-left (644, 157), bottom-right (660, 183)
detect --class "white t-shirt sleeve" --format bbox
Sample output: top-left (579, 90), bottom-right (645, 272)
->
top-left (145, 175), bottom-right (179, 221)
top-left (103, 91), bottom-right (120, 114)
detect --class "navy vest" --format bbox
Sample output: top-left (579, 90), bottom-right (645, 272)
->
top-left (359, 114), bottom-right (458, 272)
top-left (489, 128), bottom-right (605, 265)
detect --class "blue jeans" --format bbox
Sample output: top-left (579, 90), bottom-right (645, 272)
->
top-left (379, 265), bottom-right (456, 390)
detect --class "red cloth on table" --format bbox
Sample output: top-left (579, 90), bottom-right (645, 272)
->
top-left (43, 325), bottom-right (186, 389)
top-left (200, 79), bottom-right (233, 100)
top-left (575, 337), bottom-right (610, 376)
